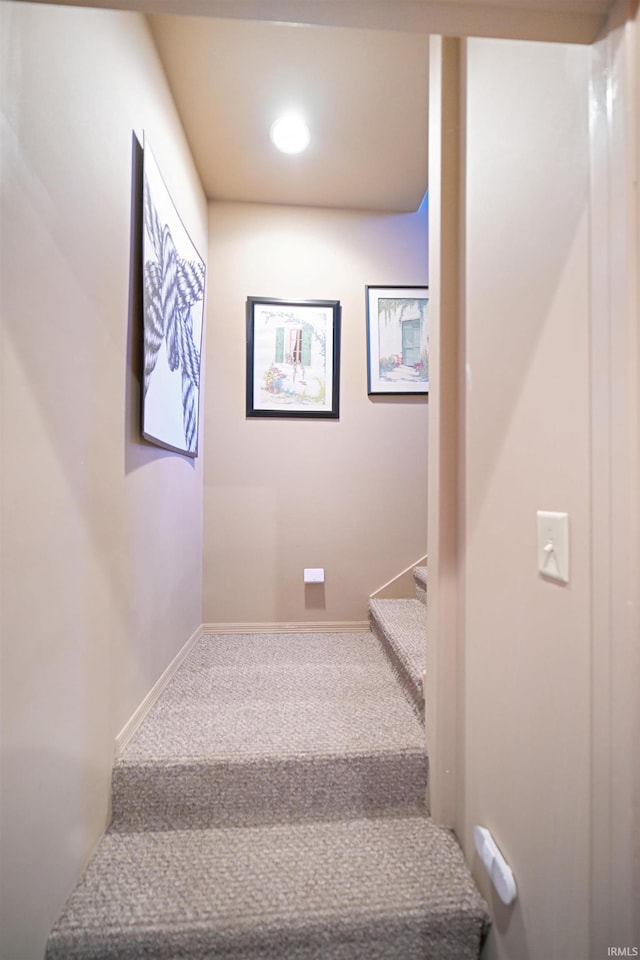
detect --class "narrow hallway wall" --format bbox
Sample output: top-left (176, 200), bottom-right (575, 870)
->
top-left (461, 37), bottom-right (592, 960)
top-left (203, 200), bottom-right (429, 625)
top-left (0, 5), bottom-right (207, 958)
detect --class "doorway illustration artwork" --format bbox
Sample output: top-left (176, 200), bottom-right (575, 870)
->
top-left (402, 318), bottom-right (422, 367)
top-left (246, 297), bottom-right (341, 418)
top-left (366, 286), bottom-right (429, 395)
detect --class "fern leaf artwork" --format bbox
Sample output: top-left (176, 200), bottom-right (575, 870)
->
top-left (141, 138), bottom-right (205, 456)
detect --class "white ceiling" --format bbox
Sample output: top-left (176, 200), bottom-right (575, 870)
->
top-left (34, 0), bottom-right (617, 212)
top-left (147, 16), bottom-right (431, 213)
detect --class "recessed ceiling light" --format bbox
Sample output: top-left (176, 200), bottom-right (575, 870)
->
top-left (270, 113), bottom-right (311, 154)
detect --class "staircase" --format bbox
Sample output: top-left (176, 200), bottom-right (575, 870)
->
top-left (46, 564), bottom-right (489, 959)
top-left (369, 565), bottom-right (428, 722)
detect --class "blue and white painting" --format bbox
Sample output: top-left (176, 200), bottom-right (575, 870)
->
top-left (142, 139), bottom-right (205, 456)
top-left (366, 286), bottom-right (429, 395)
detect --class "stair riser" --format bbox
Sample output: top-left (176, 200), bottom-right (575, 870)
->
top-left (413, 567), bottom-right (427, 606)
top-left (369, 617), bottom-right (424, 723)
top-left (413, 566), bottom-right (428, 606)
top-left (47, 916), bottom-right (484, 960)
top-left (110, 753), bottom-right (428, 831)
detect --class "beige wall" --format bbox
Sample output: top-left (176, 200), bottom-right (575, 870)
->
top-left (203, 200), bottom-right (428, 625)
top-left (0, 5), bottom-right (207, 958)
top-left (453, 20), bottom-right (640, 956)
top-left (464, 33), bottom-right (591, 960)
top-left (428, 13), bottom-right (640, 958)
top-left (459, 38), bottom-right (592, 960)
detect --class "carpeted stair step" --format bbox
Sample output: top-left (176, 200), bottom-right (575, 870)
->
top-left (413, 565), bottom-right (428, 605)
top-left (110, 632), bottom-right (427, 831)
top-left (369, 599), bottom-right (426, 721)
top-left (46, 814), bottom-right (488, 960)
top-left (47, 627), bottom-right (489, 958)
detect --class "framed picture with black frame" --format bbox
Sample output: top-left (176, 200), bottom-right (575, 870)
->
top-left (246, 297), bottom-right (341, 418)
top-left (366, 285), bottom-right (429, 395)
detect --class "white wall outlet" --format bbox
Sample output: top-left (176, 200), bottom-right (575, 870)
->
top-left (537, 511), bottom-right (569, 584)
top-left (304, 568), bottom-right (324, 584)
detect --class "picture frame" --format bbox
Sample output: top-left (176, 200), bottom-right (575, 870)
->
top-left (246, 297), bottom-right (341, 418)
top-left (366, 285), bottom-right (429, 395)
top-left (141, 136), bottom-right (206, 456)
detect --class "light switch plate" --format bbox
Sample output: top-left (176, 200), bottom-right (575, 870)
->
top-left (537, 511), bottom-right (569, 584)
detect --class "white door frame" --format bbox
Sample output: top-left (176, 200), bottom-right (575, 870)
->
top-left (588, 3), bottom-right (639, 954)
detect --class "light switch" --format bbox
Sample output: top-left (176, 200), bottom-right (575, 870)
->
top-left (304, 568), bottom-right (324, 584)
top-left (537, 511), bottom-right (569, 584)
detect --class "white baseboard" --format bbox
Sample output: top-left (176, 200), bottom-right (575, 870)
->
top-left (201, 621), bottom-right (370, 635)
top-left (114, 624), bottom-right (204, 757)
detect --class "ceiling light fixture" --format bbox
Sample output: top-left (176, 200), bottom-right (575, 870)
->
top-left (270, 113), bottom-right (311, 154)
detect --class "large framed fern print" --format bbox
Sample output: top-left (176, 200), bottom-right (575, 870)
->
top-left (366, 286), bottom-right (428, 395)
top-left (246, 297), bottom-right (341, 419)
top-left (142, 139), bottom-right (205, 456)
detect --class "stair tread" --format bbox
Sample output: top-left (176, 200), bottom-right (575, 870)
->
top-left (111, 631), bottom-right (427, 830)
top-left (120, 632), bottom-right (424, 763)
top-left (369, 598), bottom-right (426, 686)
top-left (413, 566), bottom-right (428, 587)
top-left (46, 816), bottom-right (487, 960)
top-left (47, 625), bottom-right (489, 958)
top-left (369, 599), bottom-right (426, 721)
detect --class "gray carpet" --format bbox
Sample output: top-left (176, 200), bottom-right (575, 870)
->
top-left (369, 600), bottom-right (426, 720)
top-left (46, 622), bottom-right (488, 959)
top-left (111, 633), bottom-right (428, 831)
top-left (45, 817), bottom-right (487, 960)
top-left (413, 566), bottom-right (428, 606)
